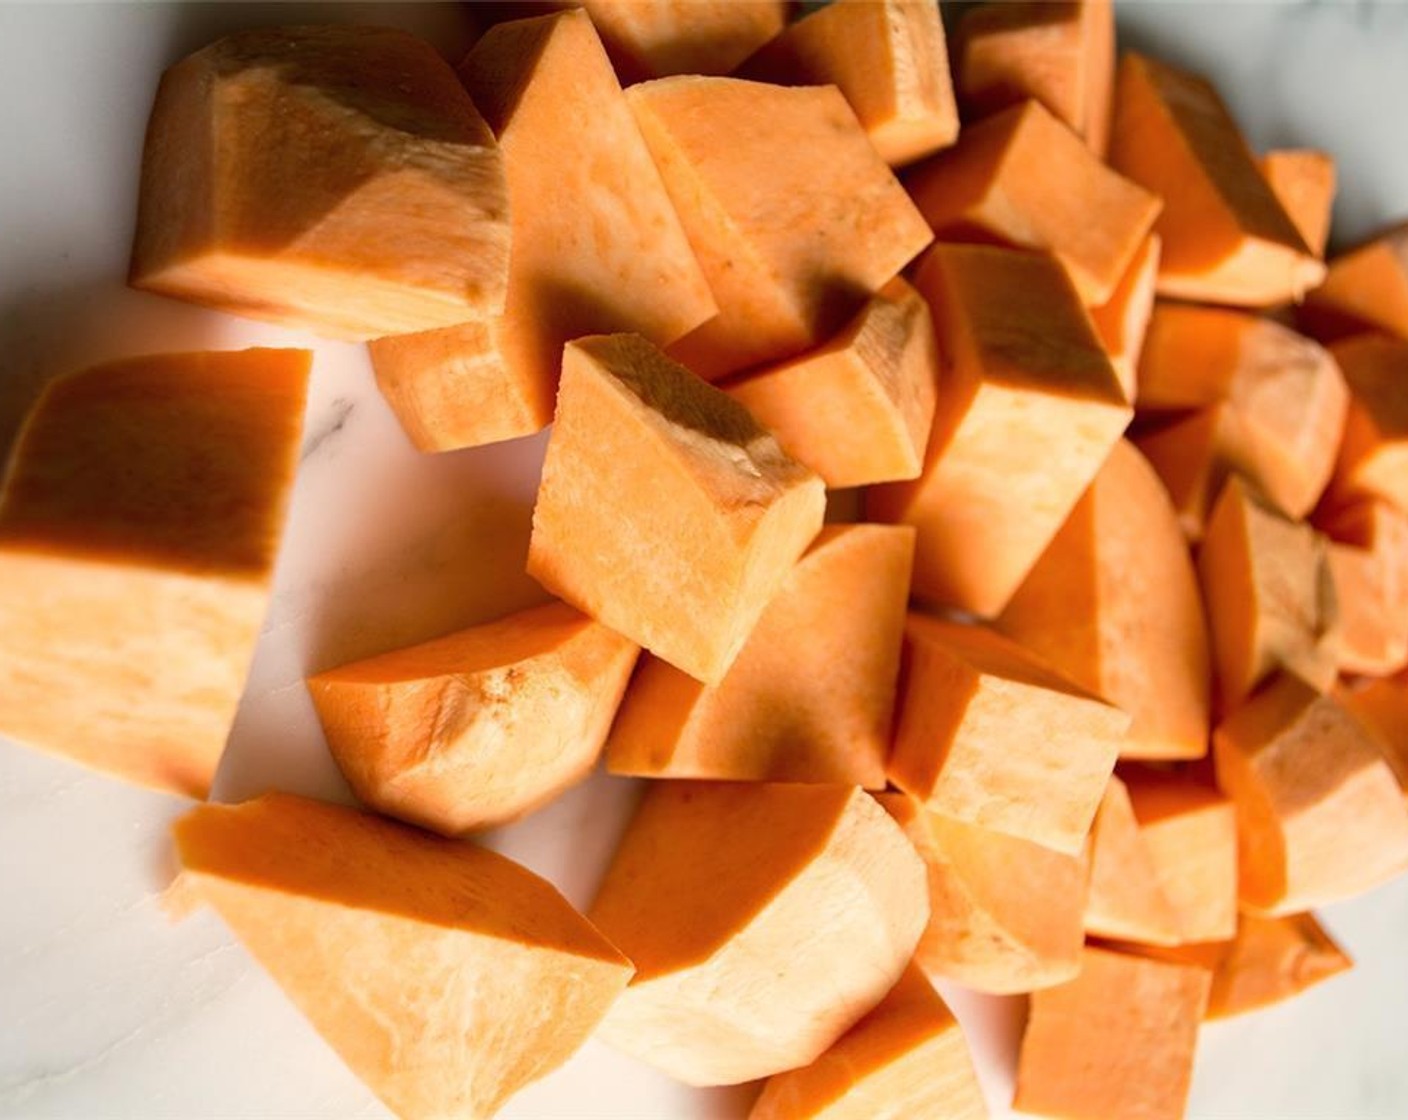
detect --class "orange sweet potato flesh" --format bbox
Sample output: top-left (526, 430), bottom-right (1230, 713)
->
top-left (308, 601), bottom-right (639, 835)
top-left (606, 524), bottom-right (912, 788)
top-left (0, 349), bottom-right (309, 798)
top-left (1110, 53), bottom-right (1324, 307)
top-left (747, 962), bottom-right (987, 1120)
top-left (955, 0), bottom-right (1115, 157)
top-left (368, 11), bottom-right (716, 452)
top-left (1330, 335), bottom-right (1408, 513)
top-left (629, 76), bottom-right (932, 381)
top-left (1204, 912), bottom-right (1352, 1019)
top-left (1084, 774), bottom-right (1184, 947)
top-left (130, 27), bottom-right (510, 341)
top-left (1136, 304), bottom-right (1348, 521)
top-left (1014, 945), bottom-right (1211, 1120)
top-left (867, 244), bottom-right (1132, 616)
top-left (1197, 476), bottom-right (1340, 713)
top-left (1123, 768), bottom-right (1238, 943)
top-left (878, 793), bottom-right (1087, 995)
top-left (890, 616), bottom-right (1127, 855)
top-left (1340, 673), bottom-right (1408, 796)
top-left (172, 793), bottom-right (633, 1120)
top-left (738, 0), bottom-right (959, 168)
top-left (589, 782), bottom-right (927, 1086)
top-left (528, 334), bottom-right (824, 686)
top-left (572, 0), bottom-right (787, 81)
top-left (997, 439), bottom-right (1211, 760)
top-left (1259, 149), bottom-right (1336, 259)
top-left (722, 278), bottom-right (939, 487)
top-left (1301, 220), bottom-right (1408, 343)
top-left (905, 99), bottom-right (1161, 306)
top-left (1090, 233), bottom-right (1160, 402)
top-left (1214, 672), bottom-right (1408, 915)
top-left (1328, 535), bottom-right (1408, 677)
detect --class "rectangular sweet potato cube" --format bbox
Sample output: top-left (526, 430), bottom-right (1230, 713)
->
top-left (1301, 220), bottom-right (1408, 342)
top-left (1259, 149), bottom-right (1336, 258)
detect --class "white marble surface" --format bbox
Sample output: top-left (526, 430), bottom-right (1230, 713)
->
top-left (0, 3), bottom-right (1405, 1118)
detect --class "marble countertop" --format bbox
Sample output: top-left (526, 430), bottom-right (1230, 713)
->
top-left (2, 2), bottom-right (1406, 1118)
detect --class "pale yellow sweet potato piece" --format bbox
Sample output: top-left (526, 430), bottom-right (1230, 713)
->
top-left (1301, 220), bottom-right (1408, 342)
top-left (1084, 774), bottom-right (1183, 947)
top-left (747, 963), bottom-right (986, 1120)
top-left (878, 794), bottom-right (1086, 995)
top-left (1014, 946), bottom-right (1210, 1120)
top-left (172, 793), bottom-right (633, 1120)
top-left (905, 99), bottom-right (1161, 305)
top-left (1135, 304), bottom-right (1349, 521)
top-left (1329, 335), bottom-right (1408, 513)
top-left (997, 439), bottom-right (1211, 760)
top-left (954, 0), bottom-right (1114, 156)
top-left (1259, 149), bottom-right (1336, 259)
top-left (528, 334), bottom-right (824, 685)
top-left (1214, 672), bottom-right (1408, 914)
top-left (739, 0), bottom-right (958, 167)
top-left (130, 27), bottom-right (510, 340)
top-left (1123, 768), bottom-right (1238, 944)
top-left (1197, 476), bottom-right (1339, 712)
top-left (308, 601), bottom-right (639, 835)
top-left (722, 278), bottom-right (938, 487)
top-left (0, 349), bottom-right (309, 798)
top-left (368, 11), bottom-right (715, 452)
top-left (889, 615), bottom-right (1126, 855)
top-left (1090, 233), bottom-right (1160, 402)
top-left (589, 782), bottom-right (927, 1086)
top-left (867, 244), bottom-right (1131, 616)
top-left (606, 524), bottom-right (912, 787)
top-left (1109, 53), bottom-right (1324, 307)
top-left (629, 76), bottom-right (932, 380)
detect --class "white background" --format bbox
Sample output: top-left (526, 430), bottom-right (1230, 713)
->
top-left (2, 3), bottom-right (1407, 1118)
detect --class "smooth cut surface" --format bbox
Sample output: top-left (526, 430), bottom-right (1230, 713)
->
top-left (1330, 334), bottom-right (1408, 513)
top-left (173, 793), bottom-right (634, 1120)
top-left (1301, 220), bottom-right (1408, 342)
top-left (1090, 232), bottom-right (1160, 401)
top-left (369, 10), bottom-right (716, 452)
top-left (606, 525), bottom-right (912, 788)
top-left (527, 334), bottom-right (824, 685)
top-left (130, 26), bottom-right (509, 340)
top-left (0, 349), bottom-right (309, 798)
top-left (1259, 149), bottom-right (1336, 258)
top-left (1084, 774), bottom-right (1184, 946)
top-left (589, 782), bottom-right (927, 1087)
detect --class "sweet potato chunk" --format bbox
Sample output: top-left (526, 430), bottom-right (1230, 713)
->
top-left (1197, 477), bottom-right (1339, 712)
top-left (1110, 53), bottom-right (1324, 307)
top-left (997, 440), bottom-right (1211, 760)
top-left (1137, 305), bottom-right (1349, 520)
top-left (368, 11), bottom-right (715, 451)
top-left (889, 616), bottom-right (1127, 855)
top-left (739, 0), bottom-right (958, 167)
top-left (308, 601), bottom-right (639, 835)
top-left (1214, 673), bottom-right (1408, 915)
top-left (172, 793), bottom-right (632, 1120)
top-left (606, 525), bottom-right (912, 787)
top-left (1123, 768), bottom-right (1238, 943)
top-left (1084, 774), bottom-right (1183, 946)
top-left (878, 794), bottom-right (1086, 994)
top-left (747, 963), bottom-right (986, 1120)
top-left (1015, 946), bottom-right (1210, 1120)
top-left (1327, 526), bottom-right (1408, 677)
top-left (905, 99), bottom-right (1161, 305)
top-left (130, 27), bottom-right (509, 340)
top-left (1259, 149), bottom-right (1336, 258)
top-left (868, 244), bottom-right (1131, 616)
top-left (629, 77), bottom-right (932, 380)
top-left (1204, 912), bottom-right (1352, 1020)
top-left (1329, 335), bottom-right (1408, 513)
top-left (0, 349), bottom-right (309, 797)
top-left (589, 782), bottom-right (927, 1086)
top-left (1301, 220), bottom-right (1408, 342)
top-left (528, 334), bottom-right (823, 685)
top-left (574, 0), bottom-right (787, 80)
top-left (954, 0), bottom-right (1114, 156)
top-left (722, 279), bottom-right (938, 487)
top-left (1340, 673), bottom-right (1408, 795)
top-left (1090, 234), bottom-right (1160, 402)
